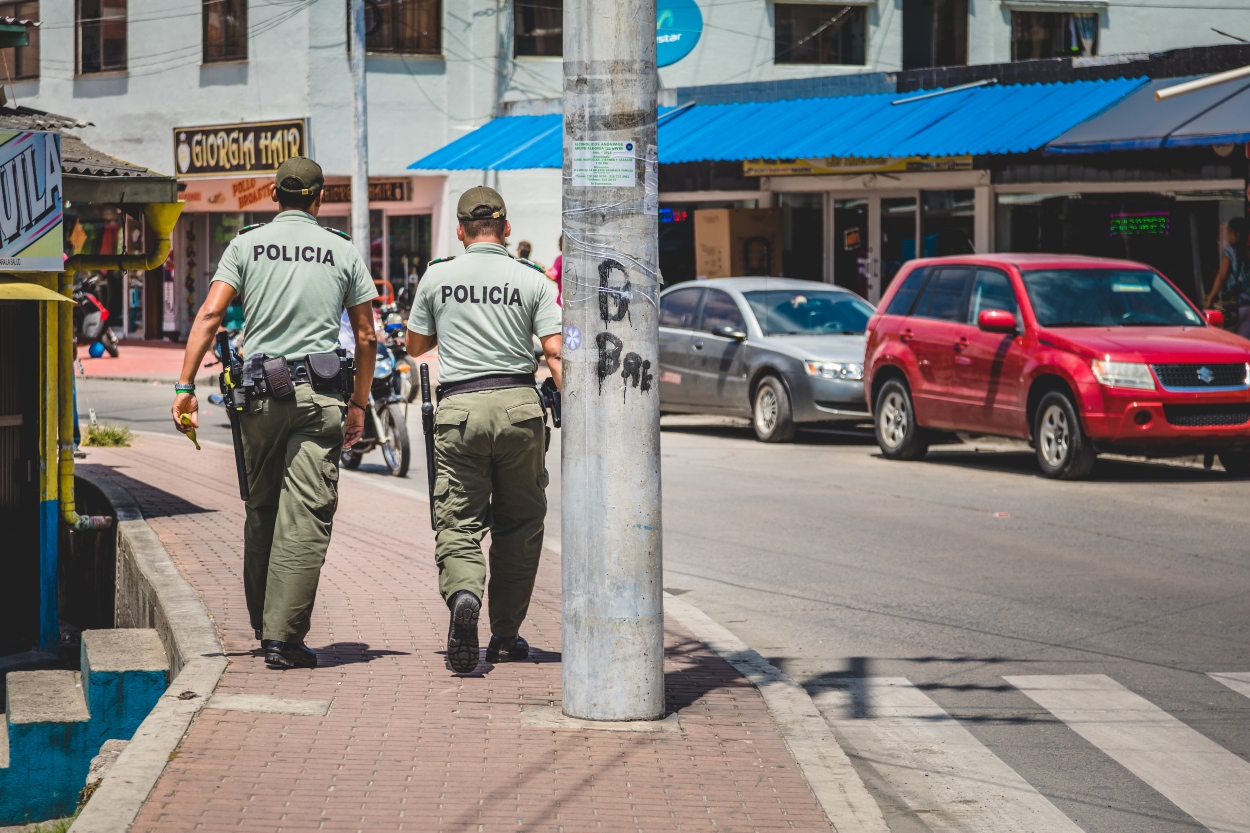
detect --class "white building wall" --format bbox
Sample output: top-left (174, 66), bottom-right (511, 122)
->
top-left (15, 0), bottom-right (1249, 270)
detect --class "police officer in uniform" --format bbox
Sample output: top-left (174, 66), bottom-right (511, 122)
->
top-left (172, 157), bottom-right (379, 669)
top-left (406, 186), bottom-right (562, 674)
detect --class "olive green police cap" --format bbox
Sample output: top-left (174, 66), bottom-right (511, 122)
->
top-left (275, 156), bottom-right (325, 197)
top-left (457, 186), bottom-right (507, 220)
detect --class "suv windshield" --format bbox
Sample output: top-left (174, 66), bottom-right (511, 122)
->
top-left (743, 290), bottom-right (874, 335)
top-left (1021, 269), bottom-right (1203, 328)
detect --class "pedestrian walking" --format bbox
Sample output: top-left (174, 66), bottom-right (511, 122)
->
top-left (405, 186), bottom-right (562, 674)
top-left (172, 156), bottom-right (379, 669)
top-left (1206, 216), bottom-right (1250, 338)
top-left (547, 235), bottom-right (563, 305)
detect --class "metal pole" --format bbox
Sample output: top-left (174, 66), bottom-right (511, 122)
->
top-left (561, 0), bottom-right (664, 721)
top-left (349, 0), bottom-right (370, 267)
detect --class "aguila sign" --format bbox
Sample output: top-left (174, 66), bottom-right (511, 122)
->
top-left (0, 130), bottom-right (63, 271)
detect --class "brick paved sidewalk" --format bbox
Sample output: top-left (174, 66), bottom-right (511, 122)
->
top-left (82, 436), bottom-right (831, 832)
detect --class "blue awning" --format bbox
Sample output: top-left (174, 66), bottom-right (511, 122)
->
top-left (1046, 76), bottom-right (1250, 154)
top-left (409, 77), bottom-right (1146, 171)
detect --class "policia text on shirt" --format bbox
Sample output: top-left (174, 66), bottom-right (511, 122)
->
top-left (172, 156), bottom-right (379, 671)
top-left (406, 186), bottom-right (563, 675)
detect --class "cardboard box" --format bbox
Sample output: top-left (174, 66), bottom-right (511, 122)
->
top-left (694, 208), bottom-right (783, 279)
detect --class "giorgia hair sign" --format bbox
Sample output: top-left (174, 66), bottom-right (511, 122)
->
top-left (0, 130), bottom-right (63, 271)
top-left (174, 119), bottom-right (307, 179)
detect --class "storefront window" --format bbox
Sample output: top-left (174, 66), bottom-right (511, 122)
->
top-left (778, 193), bottom-right (824, 282)
top-left (833, 198), bottom-right (869, 297)
top-left (994, 192), bottom-right (1234, 304)
top-left (658, 200), bottom-right (758, 287)
top-left (921, 190), bottom-right (975, 257)
top-left (880, 197), bottom-right (917, 294)
top-left (774, 4), bottom-right (866, 66)
top-left (1011, 11), bottom-right (1097, 61)
top-left (65, 204), bottom-right (124, 324)
top-left (388, 214), bottom-right (431, 303)
top-left (515, 0), bottom-right (561, 57)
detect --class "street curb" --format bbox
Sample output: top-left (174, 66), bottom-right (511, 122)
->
top-left (663, 592), bottom-right (889, 833)
top-left (69, 472), bottom-right (227, 833)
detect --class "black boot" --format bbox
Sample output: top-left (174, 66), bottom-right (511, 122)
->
top-left (446, 590), bottom-right (481, 674)
top-left (262, 640), bottom-right (317, 669)
top-left (486, 635), bottom-right (529, 663)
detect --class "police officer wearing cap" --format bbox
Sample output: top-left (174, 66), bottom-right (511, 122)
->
top-left (172, 157), bottom-right (379, 669)
top-left (405, 186), bottom-right (562, 674)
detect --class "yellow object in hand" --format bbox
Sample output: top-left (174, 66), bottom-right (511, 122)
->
top-left (179, 414), bottom-right (201, 451)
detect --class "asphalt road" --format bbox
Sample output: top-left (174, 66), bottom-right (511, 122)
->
top-left (80, 377), bottom-right (1250, 833)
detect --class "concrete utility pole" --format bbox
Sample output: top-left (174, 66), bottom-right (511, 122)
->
top-left (561, 0), bottom-right (664, 721)
top-left (349, 0), bottom-right (370, 267)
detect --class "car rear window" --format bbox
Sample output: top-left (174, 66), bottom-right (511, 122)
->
top-left (884, 267), bottom-right (927, 316)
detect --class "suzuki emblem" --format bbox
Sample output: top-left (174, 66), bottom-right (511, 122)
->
top-left (1197, 366), bottom-right (1215, 384)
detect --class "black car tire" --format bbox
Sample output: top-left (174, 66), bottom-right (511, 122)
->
top-left (875, 378), bottom-right (928, 460)
top-left (341, 450), bottom-right (362, 470)
top-left (1219, 450), bottom-right (1250, 477)
top-left (1033, 391), bottom-right (1097, 480)
top-left (752, 376), bottom-right (797, 443)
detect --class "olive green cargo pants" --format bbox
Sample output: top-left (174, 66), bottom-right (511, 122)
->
top-left (240, 385), bottom-right (345, 644)
top-left (433, 386), bottom-right (548, 639)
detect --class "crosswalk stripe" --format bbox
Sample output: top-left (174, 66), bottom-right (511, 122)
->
top-left (812, 678), bottom-right (1083, 833)
top-left (1006, 675), bottom-right (1250, 833)
top-left (1209, 671), bottom-right (1250, 701)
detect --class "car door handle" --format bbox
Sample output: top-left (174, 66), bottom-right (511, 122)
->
top-left (954, 336), bottom-right (968, 352)
top-left (900, 329), bottom-right (913, 343)
top-left (692, 340), bottom-right (704, 350)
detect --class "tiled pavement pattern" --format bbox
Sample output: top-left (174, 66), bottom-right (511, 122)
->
top-left (82, 436), bottom-right (830, 831)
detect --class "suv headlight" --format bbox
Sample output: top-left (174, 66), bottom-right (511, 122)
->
top-left (805, 361), bottom-right (864, 381)
top-left (1091, 359), bottom-right (1155, 390)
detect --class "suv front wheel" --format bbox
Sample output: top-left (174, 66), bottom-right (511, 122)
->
top-left (1034, 391), bottom-right (1097, 480)
top-left (875, 378), bottom-right (929, 460)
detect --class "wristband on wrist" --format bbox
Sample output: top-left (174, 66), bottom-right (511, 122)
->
top-left (175, 383), bottom-right (196, 395)
top-left (349, 399), bottom-right (368, 412)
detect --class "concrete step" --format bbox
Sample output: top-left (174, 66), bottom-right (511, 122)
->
top-left (0, 630), bottom-right (168, 826)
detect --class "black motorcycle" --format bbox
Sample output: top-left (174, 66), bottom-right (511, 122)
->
top-left (73, 275), bottom-right (120, 357)
top-left (341, 340), bottom-right (411, 477)
top-left (379, 303), bottom-right (419, 402)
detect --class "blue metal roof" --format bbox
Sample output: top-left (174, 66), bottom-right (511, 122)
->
top-left (409, 77), bottom-right (1146, 171)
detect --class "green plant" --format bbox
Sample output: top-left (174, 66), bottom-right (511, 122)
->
top-left (82, 422), bottom-right (133, 448)
top-left (15, 816), bottom-right (75, 833)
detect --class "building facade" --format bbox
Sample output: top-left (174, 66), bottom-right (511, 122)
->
top-left (6, 1), bottom-right (1247, 333)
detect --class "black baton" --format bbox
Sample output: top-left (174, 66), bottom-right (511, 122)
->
top-left (215, 331), bottom-right (250, 501)
top-left (420, 363), bottom-right (436, 529)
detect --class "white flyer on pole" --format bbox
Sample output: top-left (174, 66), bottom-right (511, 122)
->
top-left (571, 141), bottom-right (637, 187)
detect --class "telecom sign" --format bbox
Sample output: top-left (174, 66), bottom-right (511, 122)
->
top-left (657, 0), bottom-right (702, 68)
top-left (0, 130), bottom-right (63, 271)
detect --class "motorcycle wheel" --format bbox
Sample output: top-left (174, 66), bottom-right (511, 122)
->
top-left (379, 403), bottom-right (410, 477)
top-left (403, 365), bottom-right (419, 402)
top-left (341, 450), bottom-right (362, 470)
top-left (102, 330), bottom-right (119, 358)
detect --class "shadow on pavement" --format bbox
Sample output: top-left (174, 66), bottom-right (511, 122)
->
top-left (664, 637), bottom-right (756, 712)
top-left (920, 449), bottom-right (1237, 483)
top-left (314, 642), bottom-right (410, 667)
top-left (77, 463), bottom-right (213, 518)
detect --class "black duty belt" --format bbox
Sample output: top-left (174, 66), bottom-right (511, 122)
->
top-left (437, 373), bottom-right (536, 399)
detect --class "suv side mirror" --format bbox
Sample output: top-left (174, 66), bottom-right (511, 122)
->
top-left (1204, 309), bottom-right (1225, 328)
top-left (711, 325), bottom-right (747, 341)
top-left (977, 309), bottom-right (1018, 333)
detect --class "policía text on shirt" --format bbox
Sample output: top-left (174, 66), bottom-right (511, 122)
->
top-left (441, 284), bottom-right (524, 306)
top-left (251, 244), bottom-right (336, 265)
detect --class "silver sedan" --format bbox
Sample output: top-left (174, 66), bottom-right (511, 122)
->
top-left (658, 277), bottom-right (873, 442)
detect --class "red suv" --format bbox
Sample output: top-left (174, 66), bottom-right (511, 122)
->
top-left (864, 255), bottom-right (1250, 479)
